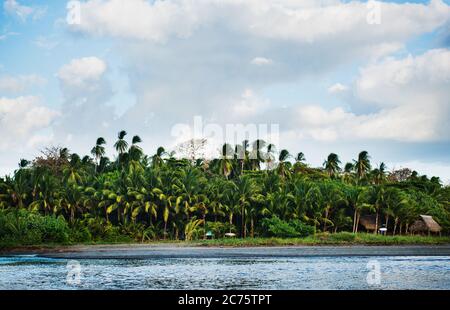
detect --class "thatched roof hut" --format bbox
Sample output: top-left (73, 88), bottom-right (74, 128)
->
top-left (410, 215), bottom-right (442, 233)
top-left (359, 215), bottom-right (377, 231)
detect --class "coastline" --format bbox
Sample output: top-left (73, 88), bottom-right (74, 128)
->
top-left (2, 241), bottom-right (450, 258)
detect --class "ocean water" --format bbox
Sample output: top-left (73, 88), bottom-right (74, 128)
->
top-left (0, 255), bottom-right (448, 290)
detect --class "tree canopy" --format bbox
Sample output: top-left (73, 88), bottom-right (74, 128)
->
top-left (1, 131), bottom-right (448, 241)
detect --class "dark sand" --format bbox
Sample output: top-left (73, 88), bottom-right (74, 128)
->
top-left (3, 244), bottom-right (449, 259)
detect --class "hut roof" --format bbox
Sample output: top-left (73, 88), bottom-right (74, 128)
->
top-left (419, 215), bottom-right (441, 232)
top-left (359, 215), bottom-right (377, 230)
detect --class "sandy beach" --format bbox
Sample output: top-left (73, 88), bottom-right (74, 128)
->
top-left (2, 244), bottom-right (449, 259)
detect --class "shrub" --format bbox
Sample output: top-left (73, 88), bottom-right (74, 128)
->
top-left (262, 216), bottom-right (314, 238)
top-left (289, 219), bottom-right (316, 237)
top-left (0, 209), bottom-right (70, 246)
top-left (69, 221), bottom-right (92, 243)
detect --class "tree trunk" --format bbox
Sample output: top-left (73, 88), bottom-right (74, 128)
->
top-left (250, 218), bottom-right (254, 238)
top-left (241, 204), bottom-right (246, 238)
top-left (203, 214), bottom-right (207, 240)
top-left (323, 207), bottom-right (329, 232)
top-left (229, 213), bottom-right (233, 233)
top-left (355, 213), bottom-right (361, 233)
top-left (374, 209), bottom-right (379, 234)
top-left (352, 209), bottom-right (357, 233)
top-left (393, 217), bottom-right (398, 236)
top-left (70, 207), bottom-right (75, 223)
top-left (163, 221), bottom-right (168, 240)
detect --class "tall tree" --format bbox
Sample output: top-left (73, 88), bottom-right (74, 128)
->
top-left (355, 151), bottom-right (371, 182)
top-left (114, 130), bottom-right (129, 163)
top-left (324, 153), bottom-right (341, 178)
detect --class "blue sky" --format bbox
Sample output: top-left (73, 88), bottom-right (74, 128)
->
top-left (0, 0), bottom-right (449, 182)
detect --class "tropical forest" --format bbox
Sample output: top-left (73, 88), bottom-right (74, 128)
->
top-left (1, 131), bottom-right (449, 248)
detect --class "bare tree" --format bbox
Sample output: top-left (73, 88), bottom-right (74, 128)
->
top-left (388, 168), bottom-right (413, 182)
top-left (176, 138), bottom-right (208, 164)
top-left (32, 146), bottom-right (71, 175)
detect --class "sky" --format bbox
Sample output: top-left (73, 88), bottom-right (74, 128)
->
top-left (0, 0), bottom-right (449, 183)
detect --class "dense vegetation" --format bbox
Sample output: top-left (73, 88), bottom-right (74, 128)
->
top-left (1, 131), bottom-right (449, 246)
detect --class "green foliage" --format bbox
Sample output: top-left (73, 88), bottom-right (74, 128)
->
top-left (0, 209), bottom-right (70, 246)
top-left (289, 219), bottom-right (316, 237)
top-left (185, 218), bottom-right (204, 241)
top-left (0, 134), bottom-right (449, 247)
top-left (196, 233), bottom-right (450, 246)
top-left (262, 216), bottom-right (314, 238)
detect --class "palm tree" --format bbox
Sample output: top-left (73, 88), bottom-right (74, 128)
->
top-left (304, 184), bottom-right (323, 233)
top-left (295, 152), bottom-right (306, 164)
top-left (343, 162), bottom-right (356, 184)
top-left (91, 137), bottom-right (106, 168)
top-left (250, 139), bottom-right (266, 170)
top-left (277, 149), bottom-right (291, 178)
top-left (372, 162), bottom-right (387, 185)
top-left (129, 135), bottom-right (143, 161)
top-left (2, 131), bottom-right (448, 243)
top-left (18, 159), bottom-right (30, 169)
top-left (234, 176), bottom-right (260, 238)
top-left (59, 148), bottom-right (70, 161)
top-left (218, 143), bottom-right (233, 179)
top-left (29, 173), bottom-right (59, 216)
top-left (323, 153), bottom-right (341, 178)
top-left (355, 151), bottom-right (371, 182)
top-left (265, 144), bottom-right (276, 170)
top-left (344, 162), bottom-right (354, 173)
top-left (320, 182), bottom-right (345, 231)
top-left (152, 147), bottom-right (167, 168)
top-left (368, 185), bottom-right (385, 234)
top-left (114, 130), bottom-right (129, 163)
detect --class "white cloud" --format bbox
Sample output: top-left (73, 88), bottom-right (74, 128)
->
top-left (68, 0), bottom-right (450, 128)
top-left (35, 0), bottom-right (449, 180)
top-left (353, 48), bottom-right (450, 141)
top-left (287, 49), bottom-right (450, 142)
top-left (71, 0), bottom-right (450, 46)
top-left (0, 74), bottom-right (46, 94)
top-left (0, 96), bottom-right (59, 150)
top-left (251, 57), bottom-right (273, 66)
top-left (57, 57), bottom-right (107, 89)
top-left (0, 31), bottom-right (19, 41)
top-left (355, 49), bottom-right (450, 107)
top-left (230, 89), bottom-right (270, 118)
top-left (26, 133), bottom-right (54, 149)
top-left (56, 57), bottom-right (111, 103)
top-left (71, 0), bottom-right (203, 42)
top-left (33, 36), bottom-right (59, 50)
top-left (53, 57), bottom-right (116, 142)
top-left (3, 0), bottom-right (46, 21)
top-left (328, 83), bottom-right (348, 94)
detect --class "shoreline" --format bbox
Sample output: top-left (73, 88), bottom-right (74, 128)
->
top-left (2, 243), bottom-right (450, 259)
